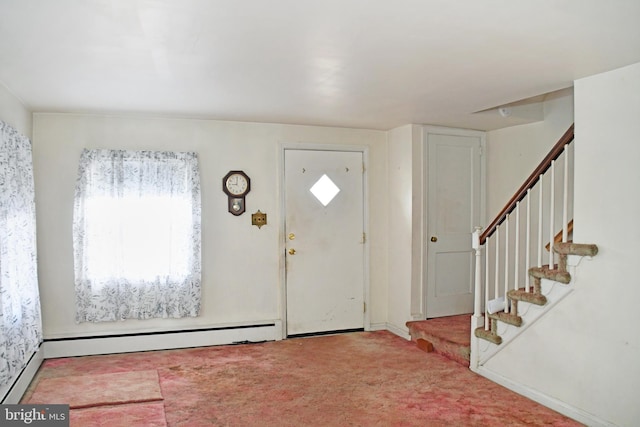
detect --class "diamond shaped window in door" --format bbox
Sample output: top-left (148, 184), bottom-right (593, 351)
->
top-left (310, 174), bottom-right (340, 206)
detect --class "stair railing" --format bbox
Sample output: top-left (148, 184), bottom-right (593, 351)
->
top-left (472, 124), bottom-right (575, 335)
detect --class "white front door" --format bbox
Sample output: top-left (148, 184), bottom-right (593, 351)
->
top-left (426, 131), bottom-right (483, 318)
top-left (284, 149), bottom-right (365, 336)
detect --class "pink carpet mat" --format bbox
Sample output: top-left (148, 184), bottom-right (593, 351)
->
top-left (25, 369), bottom-right (163, 409)
top-left (70, 402), bottom-right (167, 427)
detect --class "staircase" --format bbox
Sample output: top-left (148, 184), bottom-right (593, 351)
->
top-left (407, 125), bottom-right (600, 372)
top-left (470, 124), bottom-right (599, 367)
top-left (474, 242), bottom-right (598, 346)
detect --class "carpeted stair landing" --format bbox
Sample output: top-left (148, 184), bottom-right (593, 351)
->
top-left (406, 314), bottom-right (471, 367)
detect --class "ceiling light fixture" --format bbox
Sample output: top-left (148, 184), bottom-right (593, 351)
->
top-left (498, 107), bottom-right (512, 118)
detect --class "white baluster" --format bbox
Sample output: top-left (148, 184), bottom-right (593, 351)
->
top-left (525, 189), bottom-right (531, 293)
top-left (549, 160), bottom-right (555, 269)
top-left (504, 215), bottom-right (509, 313)
top-left (515, 201), bottom-right (520, 292)
top-left (495, 226), bottom-right (500, 306)
top-left (472, 227), bottom-right (482, 320)
top-left (563, 145), bottom-right (569, 243)
top-left (537, 175), bottom-right (543, 269)
top-left (485, 234), bottom-right (490, 330)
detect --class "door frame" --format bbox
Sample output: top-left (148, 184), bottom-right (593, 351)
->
top-left (422, 126), bottom-right (486, 319)
top-left (279, 143), bottom-right (370, 339)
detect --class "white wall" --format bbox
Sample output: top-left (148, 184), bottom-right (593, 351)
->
top-left (485, 89), bottom-right (574, 220)
top-left (32, 113), bottom-right (388, 339)
top-left (386, 125), bottom-right (413, 335)
top-left (570, 62), bottom-right (640, 426)
top-left (482, 63), bottom-right (640, 426)
top-left (0, 82), bottom-right (31, 137)
top-left (482, 92), bottom-right (574, 301)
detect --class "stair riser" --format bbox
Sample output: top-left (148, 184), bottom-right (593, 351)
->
top-left (508, 289), bottom-right (547, 306)
top-left (529, 266), bottom-right (571, 284)
top-left (489, 312), bottom-right (522, 327)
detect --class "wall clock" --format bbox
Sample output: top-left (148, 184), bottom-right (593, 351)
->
top-left (222, 170), bottom-right (251, 215)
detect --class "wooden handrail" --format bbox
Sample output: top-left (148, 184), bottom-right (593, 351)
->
top-left (480, 124), bottom-right (574, 244)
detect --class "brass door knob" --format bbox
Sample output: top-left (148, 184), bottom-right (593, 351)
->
top-left (288, 248), bottom-right (296, 255)
top-left (430, 236), bottom-right (438, 242)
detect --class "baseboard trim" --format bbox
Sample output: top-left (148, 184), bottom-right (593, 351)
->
top-left (472, 365), bottom-right (616, 427)
top-left (0, 346), bottom-right (44, 404)
top-left (371, 323), bottom-right (411, 340)
top-left (44, 322), bottom-right (279, 358)
top-left (368, 322), bottom-right (387, 331)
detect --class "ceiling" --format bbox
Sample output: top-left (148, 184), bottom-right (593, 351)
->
top-left (1, 1), bottom-right (639, 131)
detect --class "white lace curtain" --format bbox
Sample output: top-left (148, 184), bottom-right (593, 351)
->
top-left (0, 121), bottom-right (42, 386)
top-left (73, 149), bottom-right (201, 322)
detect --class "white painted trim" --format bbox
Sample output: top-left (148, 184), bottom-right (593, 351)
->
top-left (411, 124), bottom-right (426, 319)
top-left (44, 323), bottom-right (279, 359)
top-left (371, 322), bottom-right (411, 340)
top-left (385, 323), bottom-right (411, 340)
top-left (273, 319), bottom-right (284, 341)
top-left (278, 143), bottom-right (371, 337)
top-left (278, 143), bottom-right (288, 339)
top-left (473, 365), bottom-right (616, 427)
top-left (362, 147), bottom-right (371, 331)
top-left (368, 322), bottom-right (388, 331)
top-left (0, 346), bottom-right (44, 404)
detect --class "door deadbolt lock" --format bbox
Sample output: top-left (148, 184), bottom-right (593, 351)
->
top-left (288, 248), bottom-right (296, 255)
top-left (288, 233), bottom-right (295, 240)
top-left (431, 236), bottom-right (438, 242)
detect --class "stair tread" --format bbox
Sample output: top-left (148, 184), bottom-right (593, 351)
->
top-left (529, 265), bottom-right (571, 283)
top-left (554, 242), bottom-right (598, 256)
top-left (508, 289), bottom-right (547, 305)
top-left (474, 327), bottom-right (502, 345)
top-left (406, 315), bottom-right (470, 346)
top-left (489, 311), bottom-right (523, 327)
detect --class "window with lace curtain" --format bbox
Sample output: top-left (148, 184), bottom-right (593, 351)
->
top-left (73, 149), bottom-right (201, 322)
top-left (0, 121), bottom-right (42, 386)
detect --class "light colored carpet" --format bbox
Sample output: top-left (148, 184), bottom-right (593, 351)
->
top-left (70, 402), bottom-right (167, 427)
top-left (22, 331), bottom-right (582, 426)
top-left (24, 369), bottom-right (163, 409)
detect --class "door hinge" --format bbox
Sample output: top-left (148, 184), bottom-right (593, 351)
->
top-left (362, 162), bottom-right (366, 173)
top-left (362, 232), bottom-right (366, 244)
top-left (363, 302), bottom-right (366, 313)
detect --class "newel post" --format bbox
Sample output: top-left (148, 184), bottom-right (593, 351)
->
top-left (470, 226), bottom-right (484, 371)
top-left (472, 227), bottom-right (483, 319)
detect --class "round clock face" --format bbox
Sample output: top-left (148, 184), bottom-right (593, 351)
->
top-left (225, 173), bottom-right (249, 196)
